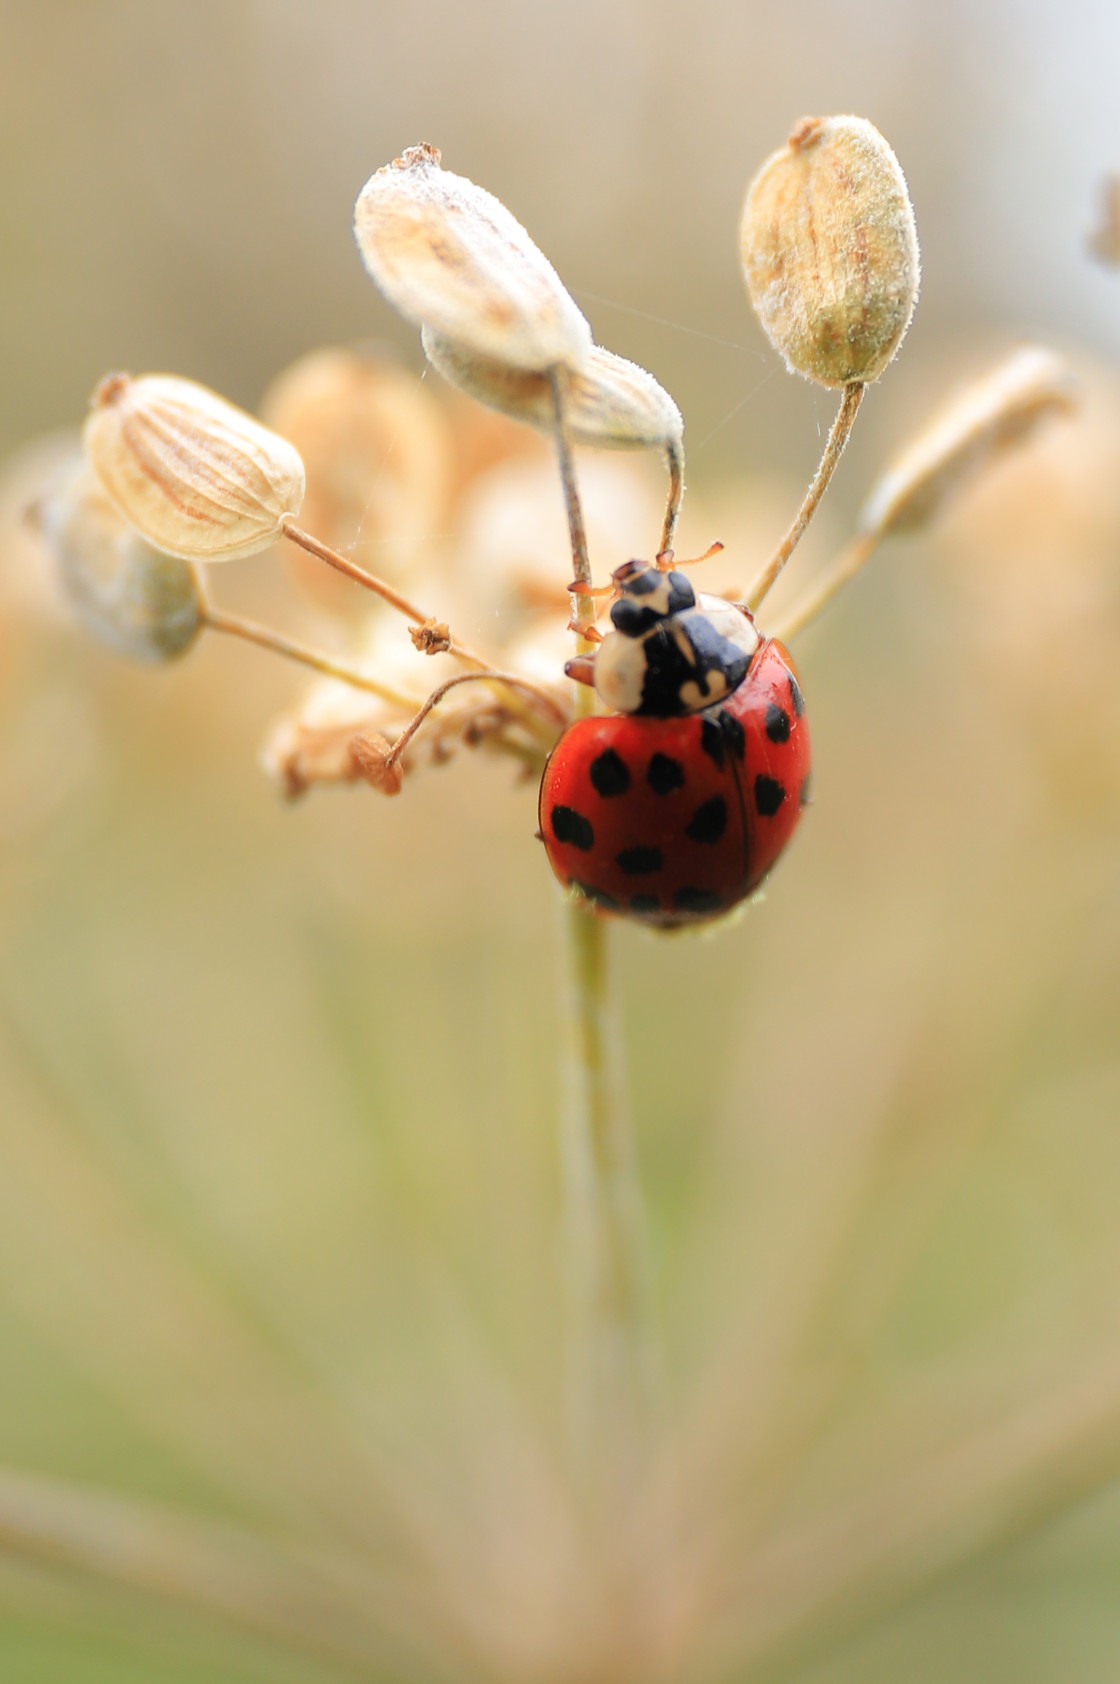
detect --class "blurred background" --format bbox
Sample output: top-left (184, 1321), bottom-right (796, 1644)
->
top-left (3, 2), bottom-right (1120, 1681)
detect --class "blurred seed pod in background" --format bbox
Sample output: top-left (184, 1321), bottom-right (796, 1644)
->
top-left (33, 456), bottom-right (204, 663)
top-left (260, 348), bottom-right (455, 611)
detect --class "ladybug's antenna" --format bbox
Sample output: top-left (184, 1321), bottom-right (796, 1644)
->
top-left (655, 541), bottom-right (725, 571)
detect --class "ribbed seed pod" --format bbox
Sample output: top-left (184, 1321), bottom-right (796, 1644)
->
top-left (741, 115), bottom-right (919, 387)
top-left (354, 144), bottom-right (592, 373)
top-left (34, 458), bottom-right (204, 661)
top-left (422, 331), bottom-right (683, 451)
top-left (83, 373), bottom-right (306, 561)
top-left (859, 347), bottom-right (1077, 537)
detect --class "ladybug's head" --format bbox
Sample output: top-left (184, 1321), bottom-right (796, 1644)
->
top-left (608, 560), bottom-right (695, 638)
top-left (586, 558), bottom-right (761, 718)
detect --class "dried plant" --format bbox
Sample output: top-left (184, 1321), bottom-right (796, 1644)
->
top-left (5, 116), bottom-right (1115, 1684)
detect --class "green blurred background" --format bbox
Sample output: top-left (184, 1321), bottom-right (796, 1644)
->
top-left (3, 1), bottom-right (1120, 1680)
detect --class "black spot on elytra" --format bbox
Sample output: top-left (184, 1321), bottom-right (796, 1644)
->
top-left (617, 845), bottom-right (664, 875)
top-left (754, 775), bottom-right (787, 817)
top-left (589, 748), bottom-right (630, 797)
top-left (700, 716), bottom-right (725, 768)
top-left (789, 674), bottom-right (805, 717)
top-left (630, 894), bottom-right (661, 915)
top-left (647, 752), bottom-right (685, 795)
top-left (800, 774), bottom-right (812, 807)
top-left (674, 886), bottom-right (724, 914)
top-left (719, 710), bottom-right (747, 760)
top-left (551, 805), bottom-right (595, 850)
top-left (570, 880), bottom-right (619, 911)
top-left (765, 703), bottom-right (791, 743)
top-left (685, 796), bottom-right (728, 844)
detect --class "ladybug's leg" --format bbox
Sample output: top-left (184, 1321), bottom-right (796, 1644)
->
top-left (564, 654), bottom-right (597, 687)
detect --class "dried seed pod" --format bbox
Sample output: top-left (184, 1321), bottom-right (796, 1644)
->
top-left (421, 331), bottom-right (684, 451)
top-left (859, 347), bottom-right (1077, 537)
top-left (741, 115), bottom-right (919, 386)
top-left (33, 457), bottom-right (204, 661)
top-left (349, 730), bottom-right (404, 796)
top-left (83, 373), bottom-right (305, 561)
top-left (354, 144), bottom-right (592, 373)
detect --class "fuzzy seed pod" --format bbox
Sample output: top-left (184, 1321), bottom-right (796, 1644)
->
top-left (741, 115), bottom-right (919, 387)
top-left (34, 458), bottom-right (204, 661)
top-left (859, 347), bottom-right (1077, 538)
top-left (83, 373), bottom-right (306, 562)
top-left (421, 331), bottom-right (684, 452)
top-left (354, 144), bottom-right (592, 373)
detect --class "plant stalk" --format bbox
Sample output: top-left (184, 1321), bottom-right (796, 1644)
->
top-left (746, 381), bottom-right (866, 611)
top-left (559, 900), bottom-right (653, 1492)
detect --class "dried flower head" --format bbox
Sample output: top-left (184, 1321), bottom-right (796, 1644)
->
top-left (421, 332), bottom-right (684, 453)
top-left (354, 144), bottom-right (592, 373)
top-left (741, 115), bottom-right (920, 386)
top-left (83, 373), bottom-right (306, 562)
top-left (858, 346), bottom-right (1078, 538)
top-left (32, 457), bottom-right (204, 661)
top-left (259, 348), bottom-right (454, 589)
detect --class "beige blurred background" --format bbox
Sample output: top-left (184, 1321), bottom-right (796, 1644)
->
top-left (3, 2), bottom-right (1120, 1682)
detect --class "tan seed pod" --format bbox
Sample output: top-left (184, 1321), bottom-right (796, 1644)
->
top-left (859, 347), bottom-right (1077, 538)
top-left (83, 373), bottom-right (306, 562)
top-left (354, 144), bottom-right (592, 373)
top-left (421, 331), bottom-right (684, 452)
top-left (741, 115), bottom-right (919, 387)
top-left (33, 457), bottom-right (204, 661)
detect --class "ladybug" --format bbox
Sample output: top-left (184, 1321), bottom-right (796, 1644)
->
top-left (538, 560), bottom-right (811, 929)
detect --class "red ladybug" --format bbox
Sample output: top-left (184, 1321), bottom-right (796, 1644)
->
top-left (539, 561), bottom-right (810, 929)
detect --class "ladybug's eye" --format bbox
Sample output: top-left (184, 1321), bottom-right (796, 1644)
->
top-left (611, 598), bottom-right (661, 638)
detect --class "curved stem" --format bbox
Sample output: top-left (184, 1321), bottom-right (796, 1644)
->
top-left (201, 606), bottom-right (419, 710)
top-left (660, 440), bottom-right (686, 558)
top-left (559, 901), bottom-right (654, 1493)
top-left (384, 670), bottom-right (567, 769)
top-left (746, 382), bottom-right (866, 612)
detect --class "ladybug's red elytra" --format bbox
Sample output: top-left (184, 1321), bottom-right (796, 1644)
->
top-left (539, 561), bottom-right (810, 929)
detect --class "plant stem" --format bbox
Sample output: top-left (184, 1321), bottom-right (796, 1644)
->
top-left (660, 440), bottom-right (685, 558)
top-left (746, 382), bottom-right (866, 612)
top-left (770, 528), bottom-right (882, 642)
top-left (559, 898), bottom-right (653, 1490)
top-left (384, 669), bottom-right (566, 768)
top-left (549, 369), bottom-right (596, 649)
top-left (278, 518), bottom-right (492, 674)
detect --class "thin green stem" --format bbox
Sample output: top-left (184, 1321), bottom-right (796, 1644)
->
top-left (559, 899), bottom-right (653, 1491)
